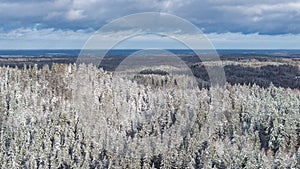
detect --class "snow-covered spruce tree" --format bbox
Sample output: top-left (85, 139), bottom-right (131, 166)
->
top-left (0, 63), bottom-right (299, 168)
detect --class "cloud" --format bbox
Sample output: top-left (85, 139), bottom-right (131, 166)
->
top-left (0, 0), bottom-right (300, 34)
top-left (207, 32), bottom-right (300, 49)
top-left (0, 27), bottom-right (92, 49)
top-left (0, 0), bottom-right (300, 49)
top-left (172, 0), bottom-right (300, 34)
top-left (1, 27), bottom-right (300, 49)
top-left (66, 9), bottom-right (86, 20)
top-left (0, 0), bottom-right (299, 35)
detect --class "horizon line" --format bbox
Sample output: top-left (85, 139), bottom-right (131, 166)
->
top-left (1, 48), bottom-right (300, 50)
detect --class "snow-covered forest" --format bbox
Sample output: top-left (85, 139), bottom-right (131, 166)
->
top-left (0, 63), bottom-right (299, 168)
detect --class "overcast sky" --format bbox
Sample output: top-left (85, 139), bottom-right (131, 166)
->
top-left (0, 0), bottom-right (300, 49)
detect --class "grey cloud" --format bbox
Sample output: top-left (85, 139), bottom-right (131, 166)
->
top-left (172, 0), bottom-right (300, 34)
top-left (0, 0), bottom-right (299, 35)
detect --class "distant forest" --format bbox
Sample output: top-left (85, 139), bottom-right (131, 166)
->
top-left (0, 55), bottom-right (299, 89)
